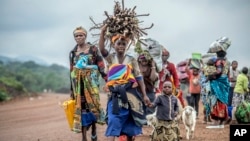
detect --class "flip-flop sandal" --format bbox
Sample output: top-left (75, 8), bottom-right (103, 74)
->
top-left (91, 134), bottom-right (97, 141)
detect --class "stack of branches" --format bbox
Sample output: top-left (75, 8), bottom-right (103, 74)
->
top-left (89, 0), bottom-right (153, 48)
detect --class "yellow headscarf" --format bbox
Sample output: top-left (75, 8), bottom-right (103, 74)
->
top-left (111, 34), bottom-right (130, 44)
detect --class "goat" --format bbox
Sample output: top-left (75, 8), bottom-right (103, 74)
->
top-left (146, 111), bottom-right (157, 136)
top-left (175, 98), bottom-right (184, 121)
top-left (182, 106), bottom-right (197, 140)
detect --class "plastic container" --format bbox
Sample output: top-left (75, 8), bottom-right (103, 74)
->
top-left (63, 99), bottom-right (75, 130)
top-left (189, 59), bottom-right (201, 69)
top-left (228, 106), bottom-right (233, 118)
top-left (192, 53), bottom-right (202, 60)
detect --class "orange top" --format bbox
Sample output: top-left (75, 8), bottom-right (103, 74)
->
top-left (188, 70), bottom-right (201, 94)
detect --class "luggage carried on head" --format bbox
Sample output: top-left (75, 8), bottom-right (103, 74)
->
top-left (189, 59), bottom-right (202, 69)
top-left (208, 37), bottom-right (231, 53)
top-left (134, 37), bottom-right (163, 72)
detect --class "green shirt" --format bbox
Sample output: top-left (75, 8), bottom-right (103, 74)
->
top-left (234, 73), bottom-right (249, 94)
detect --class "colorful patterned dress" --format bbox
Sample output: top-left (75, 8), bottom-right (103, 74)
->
top-left (206, 58), bottom-right (230, 121)
top-left (69, 44), bottom-right (107, 133)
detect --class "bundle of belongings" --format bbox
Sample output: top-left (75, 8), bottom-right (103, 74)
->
top-left (134, 38), bottom-right (163, 92)
top-left (135, 37), bottom-right (163, 72)
top-left (235, 101), bottom-right (250, 124)
top-left (202, 53), bottom-right (217, 76)
top-left (208, 37), bottom-right (231, 53)
top-left (189, 52), bottom-right (202, 69)
top-left (177, 60), bottom-right (189, 83)
top-left (203, 57), bottom-right (217, 76)
top-left (89, 0), bottom-right (154, 51)
top-left (204, 37), bottom-right (231, 76)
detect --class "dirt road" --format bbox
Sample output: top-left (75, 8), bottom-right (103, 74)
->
top-left (0, 93), bottom-right (230, 141)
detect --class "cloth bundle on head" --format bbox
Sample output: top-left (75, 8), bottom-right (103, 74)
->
top-left (135, 38), bottom-right (163, 72)
top-left (73, 26), bottom-right (87, 36)
top-left (208, 37), bottom-right (231, 53)
top-left (189, 59), bottom-right (202, 69)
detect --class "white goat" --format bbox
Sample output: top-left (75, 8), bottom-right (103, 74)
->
top-left (146, 111), bottom-right (157, 136)
top-left (182, 106), bottom-right (197, 140)
top-left (175, 98), bottom-right (184, 121)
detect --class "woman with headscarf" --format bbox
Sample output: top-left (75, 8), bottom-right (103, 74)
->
top-left (205, 37), bottom-right (231, 128)
top-left (137, 54), bottom-right (158, 116)
top-left (99, 25), bottom-right (150, 141)
top-left (69, 26), bottom-right (107, 141)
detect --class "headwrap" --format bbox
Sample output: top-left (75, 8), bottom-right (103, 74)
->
top-left (73, 26), bottom-right (87, 36)
top-left (162, 48), bottom-right (169, 56)
top-left (111, 34), bottom-right (130, 44)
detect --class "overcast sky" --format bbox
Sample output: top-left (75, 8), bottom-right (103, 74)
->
top-left (0, 0), bottom-right (249, 69)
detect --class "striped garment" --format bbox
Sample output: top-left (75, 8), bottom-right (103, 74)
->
top-left (106, 64), bottom-right (136, 86)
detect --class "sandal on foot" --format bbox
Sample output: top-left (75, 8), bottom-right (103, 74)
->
top-left (91, 134), bottom-right (97, 141)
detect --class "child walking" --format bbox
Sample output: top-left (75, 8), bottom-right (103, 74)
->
top-left (187, 67), bottom-right (201, 119)
top-left (149, 81), bottom-right (181, 141)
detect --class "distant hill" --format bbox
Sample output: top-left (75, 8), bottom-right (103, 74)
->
top-left (0, 56), bottom-right (11, 64)
top-left (14, 55), bottom-right (49, 66)
top-left (0, 55), bottom-right (49, 66)
top-left (0, 60), bottom-right (71, 101)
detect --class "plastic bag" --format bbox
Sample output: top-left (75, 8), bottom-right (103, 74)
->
top-left (235, 101), bottom-right (250, 123)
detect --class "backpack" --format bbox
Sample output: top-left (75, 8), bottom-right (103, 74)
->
top-left (235, 101), bottom-right (250, 123)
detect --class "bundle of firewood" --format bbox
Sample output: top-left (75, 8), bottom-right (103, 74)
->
top-left (89, 0), bottom-right (153, 45)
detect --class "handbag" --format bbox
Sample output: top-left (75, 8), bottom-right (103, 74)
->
top-left (62, 99), bottom-right (75, 130)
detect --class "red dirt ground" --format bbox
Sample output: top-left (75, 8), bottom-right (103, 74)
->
top-left (0, 93), bottom-right (230, 141)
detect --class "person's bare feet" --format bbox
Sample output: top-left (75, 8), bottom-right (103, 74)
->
top-left (224, 118), bottom-right (232, 124)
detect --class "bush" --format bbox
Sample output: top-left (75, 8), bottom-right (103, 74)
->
top-left (0, 89), bottom-right (10, 101)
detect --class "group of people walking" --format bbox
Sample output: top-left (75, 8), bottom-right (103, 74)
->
top-left (68, 24), bottom-right (185, 141)
top-left (68, 24), bottom-right (249, 141)
top-left (67, 4), bottom-right (249, 141)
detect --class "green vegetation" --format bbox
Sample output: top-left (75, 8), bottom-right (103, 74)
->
top-left (0, 61), bottom-right (71, 101)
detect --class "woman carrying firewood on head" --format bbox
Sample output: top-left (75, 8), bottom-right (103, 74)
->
top-left (90, 1), bottom-right (153, 140)
top-left (99, 24), bottom-right (151, 141)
